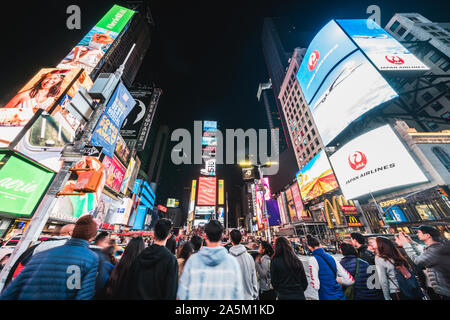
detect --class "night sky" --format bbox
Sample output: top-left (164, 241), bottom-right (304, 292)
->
top-left (1, 0), bottom-right (448, 219)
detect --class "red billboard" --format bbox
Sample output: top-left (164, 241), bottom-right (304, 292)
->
top-left (197, 177), bottom-right (216, 206)
top-left (102, 155), bottom-right (126, 193)
top-left (290, 183), bottom-right (304, 220)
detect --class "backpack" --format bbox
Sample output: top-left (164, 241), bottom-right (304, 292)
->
top-left (344, 259), bottom-right (359, 300)
top-left (388, 265), bottom-right (425, 300)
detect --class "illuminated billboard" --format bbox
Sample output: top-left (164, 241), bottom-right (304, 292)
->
top-left (217, 207), bottom-right (225, 224)
top-left (284, 188), bottom-right (296, 222)
top-left (297, 20), bottom-right (358, 104)
top-left (290, 183), bottom-right (305, 219)
top-left (255, 187), bottom-right (264, 227)
top-left (200, 158), bottom-right (216, 176)
top-left (201, 136), bottom-right (217, 146)
top-left (337, 19), bottom-right (429, 72)
top-left (329, 125), bottom-right (428, 200)
top-left (218, 179), bottom-right (224, 205)
top-left (263, 177), bottom-right (271, 200)
top-left (197, 177), bottom-right (217, 206)
top-left (188, 180), bottom-right (197, 214)
top-left (266, 199), bottom-right (281, 226)
top-left (277, 194), bottom-right (288, 225)
top-left (0, 152), bottom-right (54, 217)
top-left (102, 155), bottom-right (126, 193)
top-left (119, 157), bottom-right (135, 194)
top-left (309, 50), bottom-right (398, 145)
top-left (58, 5), bottom-right (135, 75)
top-left (90, 82), bottom-right (136, 158)
top-left (297, 150), bottom-right (339, 202)
top-left (167, 198), bottom-right (180, 208)
top-left (203, 121), bottom-right (217, 132)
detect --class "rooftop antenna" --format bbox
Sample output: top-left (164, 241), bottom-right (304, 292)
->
top-left (115, 43), bottom-right (136, 79)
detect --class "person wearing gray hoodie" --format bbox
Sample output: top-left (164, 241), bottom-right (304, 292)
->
top-left (229, 229), bottom-right (259, 300)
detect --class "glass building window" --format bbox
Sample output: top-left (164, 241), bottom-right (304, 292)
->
top-left (390, 21), bottom-right (400, 31)
top-left (429, 51), bottom-right (441, 63)
top-left (432, 146), bottom-right (450, 172)
top-left (439, 60), bottom-right (450, 72)
top-left (397, 27), bottom-right (406, 36)
top-left (404, 33), bottom-right (414, 41)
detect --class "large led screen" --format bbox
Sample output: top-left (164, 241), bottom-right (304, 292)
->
top-left (284, 188), bottom-right (296, 222)
top-left (58, 5), bottom-right (135, 75)
top-left (297, 150), bottom-right (339, 202)
top-left (337, 19), bottom-right (429, 72)
top-left (309, 50), bottom-right (398, 145)
top-left (290, 182), bottom-right (305, 219)
top-left (329, 125), bottom-right (428, 200)
top-left (197, 177), bottom-right (217, 206)
top-left (297, 20), bottom-right (358, 104)
top-left (0, 152), bottom-right (54, 217)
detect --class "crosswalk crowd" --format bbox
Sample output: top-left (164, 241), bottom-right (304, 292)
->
top-left (0, 214), bottom-right (449, 300)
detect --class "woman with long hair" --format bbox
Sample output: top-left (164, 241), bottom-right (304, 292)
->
top-left (374, 236), bottom-right (422, 300)
top-left (269, 236), bottom-right (308, 300)
top-left (177, 241), bottom-right (194, 279)
top-left (255, 241), bottom-right (276, 300)
top-left (105, 236), bottom-right (145, 299)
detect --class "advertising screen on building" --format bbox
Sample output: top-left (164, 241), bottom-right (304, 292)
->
top-left (263, 177), bottom-right (271, 200)
top-left (218, 179), bottom-right (224, 205)
top-left (297, 20), bottom-right (358, 104)
top-left (284, 188), bottom-right (297, 222)
top-left (102, 155), bottom-right (126, 193)
top-left (290, 182), bottom-right (305, 219)
top-left (201, 136), bottom-right (217, 146)
top-left (277, 194), bottom-right (288, 225)
top-left (115, 134), bottom-right (130, 166)
top-left (91, 82), bottom-right (136, 158)
top-left (266, 199), bottom-right (281, 226)
top-left (197, 177), bottom-right (217, 206)
top-left (329, 125), bottom-right (428, 200)
top-left (121, 88), bottom-right (153, 140)
top-left (217, 207), bottom-right (225, 224)
top-left (200, 158), bottom-right (216, 176)
top-left (309, 50), bottom-right (398, 145)
top-left (119, 157), bottom-right (135, 194)
top-left (203, 121), bottom-right (217, 132)
top-left (0, 152), bottom-right (54, 217)
top-left (297, 150), bottom-right (339, 202)
top-left (57, 5), bottom-right (135, 75)
top-left (255, 188), bottom-right (264, 227)
top-left (166, 198), bottom-right (180, 208)
top-left (337, 19), bottom-right (429, 72)
top-left (195, 206), bottom-right (215, 215)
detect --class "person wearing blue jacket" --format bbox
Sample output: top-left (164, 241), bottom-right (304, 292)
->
top-left (307, 235), bottom-right (354, 300)
top-left (1, 215), bottom-right (99, 300)
top-left (339, 243), bottom-right (383, 300)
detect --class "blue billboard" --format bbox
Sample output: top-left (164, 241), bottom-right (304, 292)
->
top-left (266, 199), bottom-right (281, 226)
top-left (309, 50), bottom-right (398, 145)
top-left (296, 20), bottom-right (358, 104)
top-left (203, 120), bottom-right (217, 132)
top-left (90, 82), bottom-right (136, 158)
top-left (336, 19), bottom-right (428, 72)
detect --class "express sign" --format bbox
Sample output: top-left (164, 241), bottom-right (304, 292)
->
top-left (329, 125), bottom-right (428, 200)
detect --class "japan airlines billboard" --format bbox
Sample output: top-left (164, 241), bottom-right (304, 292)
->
top-left (337, 19), bottom-right (429, 72)
top-left (329, 125), bottom-right (428, 200)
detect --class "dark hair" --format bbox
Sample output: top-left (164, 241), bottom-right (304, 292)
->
top-left (340, 242), bottom-right (358, 256)
top-left (105, 237), bottom-right (145, 298)
top-left (190, 235), bottom-right (203, 252)
top-left (350, 232), bottom-right (366, 245)
top-left (94, 231), bottom-right (109, 244)
top-left (154, 218), bottom-right (172, 241)
top-left (102, 246), bottom-right (117, 265)
top-left (30, 71), bottom-right (65, 99)
top-left (273, 236), bottom-right (306, 277)
top-left (260, 241), bottom-right (274, 257)
top-left (165, 234), bottom-right (176, 254)
top-left (230, 229), bottom-right (242, 245)
top-left (205, 220), bottom-right (223, 242)
top-left (177, 241), bottom-right (194, 261)
top-left (306, 235), bottom-right (320, 248)
top-left (376, 236), bottom-right (410, 268)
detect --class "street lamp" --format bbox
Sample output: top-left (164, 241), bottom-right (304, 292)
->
top-left (239, 160), bottom-right (278, 243)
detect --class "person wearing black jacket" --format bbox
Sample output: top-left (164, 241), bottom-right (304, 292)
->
top-left (350, 232), bottom-right (375, 265)
top-left (270, 236), bottom-right (308, 300)
top-left (126, 219), bottom-right (178, 299)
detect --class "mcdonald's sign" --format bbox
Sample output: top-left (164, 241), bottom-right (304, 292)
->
top-left (345, 215), bottom-right (362, 227)
top-left (323, 195), bottom-right (356, 229)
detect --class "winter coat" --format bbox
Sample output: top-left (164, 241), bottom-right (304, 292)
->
top-left (270, 256), bottom-right (307, 300)
top-left (357, 245), bottom-right (376, 265)
top-left (339, 255), bottom-right (383, 300)
top-left (126, 244), bottom-right (178, 300)
top-left (309, 248), bottom-right (354, 300)
top-left (33, 236), bottom-right (71, 256)
top-left (229, 244), bottom-right (259, 299)
top-left (375, 256), bottom-right (400, 300)
top-left (0, 238), bottom-right (98, 300)
top-left (89, 245), bottom-right (114, 299)
top-left (177, 246), bottom-right (244, 300)
top-left (255, 255), bottom-right (271, 292)
top-left (403, 241), bottom-right (450, 298)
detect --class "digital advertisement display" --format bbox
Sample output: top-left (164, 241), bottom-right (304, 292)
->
top-left (263, 177), bottom-right (271, 200)
top-left (297, 150), bottom-right (339, 202)
top-left (297, 20), bottom-right (358, 104)
top-left (383, 206), bottom-right (408, 223)
top-left (329, 125), bottom-right (428, 200)
top-left (201, 136), bottom-right (217, 146)
top-left (119, 157), bottom-right (135, 194)
top-left (217, 207), bottom-right (225, 224)
top-left (115, 134), bottom-right (130, 166)
top-left (91, 82), bottom-right (136, 158)
top-left (337, 19), bottom-right (429, 72)
top-left (309, 50), bottom-right (398, 145)
top-left (121, 88), bottom-right (154, 139)
top-left (284, 188), bottom-right (297, 222)
top-left (167, 198), bottom-right (180, 208)
top-left (200, 158), bottom-right (216, 176)
top-left (57, 5), bottom-right (135, 75)
top-left (197, 177), bottom-right (217, 206)
top-left (290, 182), bottom-right (305, 219)
top-left (188, 180), bottom-right (197, 214)
top-left (0, 152), bottom-right (54, 217)
top-left (266, 199), bottom-right (281, 226)
top-left (203, 121), bottom-right (217, 132)
top-left (195, 206), bottom-right (215, 215)
top-left (255, 187), bottom-right (264, 227)
top-left (102, 155), bottom-right (126, 193)
top-left (218, 179), bottom-right (224, 205)
top-left (277, 194), bottom-right (287, 225)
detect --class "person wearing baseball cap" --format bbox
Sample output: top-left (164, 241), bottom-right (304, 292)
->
top-left (395, 226), bottom-right (450, 300)
top-left (1, 215), bottom-right (99, 300)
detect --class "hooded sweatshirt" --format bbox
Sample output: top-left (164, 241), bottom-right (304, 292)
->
top-left (126, 244), bottom-right (178, 300)
top-left (229, 244), bottom-right (259, 300)
top-left (177, 246), bottom-right (244, 300)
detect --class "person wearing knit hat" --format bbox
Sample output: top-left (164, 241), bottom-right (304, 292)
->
top-left (1, 215), bottom-right (99, 300)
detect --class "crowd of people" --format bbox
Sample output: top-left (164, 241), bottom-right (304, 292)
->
top-left (0, 214), bottom-right (449, 300)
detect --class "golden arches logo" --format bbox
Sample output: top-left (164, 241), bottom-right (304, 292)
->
top-left (323, 195), bottom-right (354, 228)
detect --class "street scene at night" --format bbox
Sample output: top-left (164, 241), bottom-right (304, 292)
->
top-left (0, 0), bottom-right (449, 313)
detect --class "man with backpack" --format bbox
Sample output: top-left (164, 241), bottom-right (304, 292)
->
top-left (396, 226), bottom-right (450, 300)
